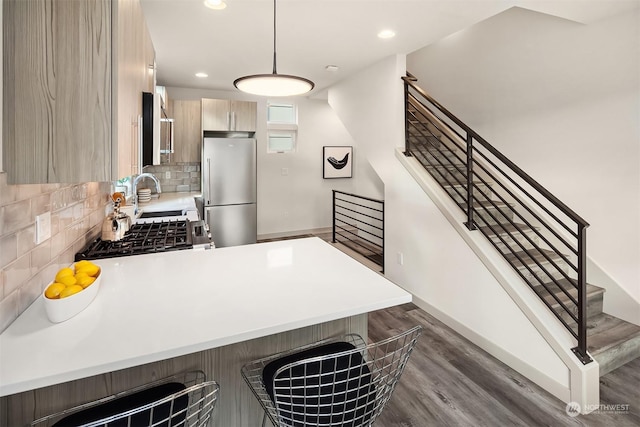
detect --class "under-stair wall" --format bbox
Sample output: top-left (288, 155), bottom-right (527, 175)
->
top-left (327, 55), bottom-right (597, 409)
top-left (406, 7), bottom-right (640, 323)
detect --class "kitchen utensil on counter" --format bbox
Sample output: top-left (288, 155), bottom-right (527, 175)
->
top-left (101, 199), bottom-right (132, 241)
top-left (137, 188), bottom-right (152, 203)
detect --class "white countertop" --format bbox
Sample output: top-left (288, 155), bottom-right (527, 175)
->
top-left (137, 191), bottom-right (200, 213)
top-left (0, 238), bottom-right (410, 397)
top-left (131, 191), bottom-right (201, 223)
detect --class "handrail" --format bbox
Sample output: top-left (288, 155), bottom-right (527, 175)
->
top-left (403, 72), bottom-right (592, 364)
top-left (332, 190), bottom-right (385, 272)
top-left (402, 73), bottom-right (589, 229)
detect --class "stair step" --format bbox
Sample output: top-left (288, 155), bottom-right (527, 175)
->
top-left (533, 279), bottom-right (604, 323)
top-left (408, 134), bottom-right (442, 147)
top-left (503, 248), bottom-right (570, 284)
top-left (415, 153), bottom-right (464, 170)
top-left (442, 182), bottom-right (492, 204)
top-left (464, 201), bottom-right (515, 225)
top-left (586, 313), bottom-right (640, 376)
top-left (480, 223), bottom-right (540, 252)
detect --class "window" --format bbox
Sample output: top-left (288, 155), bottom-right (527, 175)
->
top-left (267, 102), bottom-right (298, 153)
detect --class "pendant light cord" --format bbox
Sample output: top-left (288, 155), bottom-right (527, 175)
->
top-left (272, 0), bottom-right (277, 75)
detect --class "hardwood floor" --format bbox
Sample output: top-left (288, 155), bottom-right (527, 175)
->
top-left (264, 234), bottom-right (639, 426)
top-left (370, 303), bottom-right (640, 427)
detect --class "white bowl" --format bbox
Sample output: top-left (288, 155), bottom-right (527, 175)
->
top-left (43, 266), bottom-right (102, 323)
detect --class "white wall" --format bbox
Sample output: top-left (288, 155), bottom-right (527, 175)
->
top-left (328, 54), bottom-right (571, 400)
top-left (166, 87), bottom-right (382, 236)
top-left (407, 7), bottom-right (640, 315)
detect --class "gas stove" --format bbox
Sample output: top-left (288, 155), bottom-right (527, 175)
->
top-left (75, 220), bottom-right (194, 261)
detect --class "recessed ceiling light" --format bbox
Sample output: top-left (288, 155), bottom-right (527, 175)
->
top-left (325, 65), bottom-right (339, 72)
top-left (203, 0), bottom-right (226, 10)
top-left (377, 29), bottom-right (396, 39)
top-left (196, 72), bottom-right (209, 78)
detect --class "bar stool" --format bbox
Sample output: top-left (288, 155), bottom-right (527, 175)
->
top-left (31, 371), bottom-right (219, 427)
top-left (241, 325), bottom-right (422, 427)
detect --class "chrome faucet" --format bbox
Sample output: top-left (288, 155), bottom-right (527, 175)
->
top-left (132, 173), bottom-right (162, 213)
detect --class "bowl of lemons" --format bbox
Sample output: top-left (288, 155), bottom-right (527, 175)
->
top-left (43, 260), bottom-right (102, 323)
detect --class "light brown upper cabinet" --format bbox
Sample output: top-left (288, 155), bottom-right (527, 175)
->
top-left (202, 99), bottom-right (257, 132)
top-left (2, 0), bottom-right (154, 184)
top-left (171, 100), bottom-right (202, 163)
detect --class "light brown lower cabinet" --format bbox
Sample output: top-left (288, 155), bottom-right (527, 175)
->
top-left (0, 314), bottom-right (367, 426)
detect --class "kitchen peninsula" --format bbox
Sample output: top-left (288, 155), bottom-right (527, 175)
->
top-left (0, 237), bottom-right (411, 426)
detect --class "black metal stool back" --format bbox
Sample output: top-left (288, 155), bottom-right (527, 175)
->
top-left (242, 326), bottom-right (422, 427)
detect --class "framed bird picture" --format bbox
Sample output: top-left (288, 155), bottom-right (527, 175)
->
top-left (323, 146), bottom-right (353, 179)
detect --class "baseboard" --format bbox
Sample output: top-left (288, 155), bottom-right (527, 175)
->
top-left (411, 294), bottom-right (571, 402)
top-left (257, 227), bottom-right (332, 241)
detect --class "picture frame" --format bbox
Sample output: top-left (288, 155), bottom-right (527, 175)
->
top-left (323, 146), bottom-right (353, 179)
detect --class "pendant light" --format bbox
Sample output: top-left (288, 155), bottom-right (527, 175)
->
top-left (234, 0), bottom-right (314, 97)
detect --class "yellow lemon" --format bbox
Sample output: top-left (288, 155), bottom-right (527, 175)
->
top-left (76, 275), bottom-right (95, 289)
top-left (58, 275), bottom-right (77, 287)
top-left (77, 264), bottom-right (100, 277)
top-left (59, 285), bottom-right (83, 298)
top-left (54, 267), bottom-right (74, 282)
top-left (44, 283), bottom-right (66, 299)
top-left (74, 260), bottom-right (93, 272)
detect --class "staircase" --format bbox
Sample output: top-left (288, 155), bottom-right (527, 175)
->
top-left (403, 74), bottom-right (640, 376)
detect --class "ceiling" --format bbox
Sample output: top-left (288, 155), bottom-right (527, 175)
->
top-left (140, 0), bottom-right (639, 96)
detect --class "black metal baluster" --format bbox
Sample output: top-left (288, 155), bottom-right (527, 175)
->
top-left (465, 134), bottom-right (476, 231)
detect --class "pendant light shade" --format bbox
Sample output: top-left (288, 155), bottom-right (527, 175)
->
top-left (234, 74), bottom-right (314, 97)
top-left (234, 0), bottom-right (314, 97)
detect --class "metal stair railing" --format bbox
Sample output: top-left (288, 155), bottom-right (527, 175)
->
top-left (402, 72), bottom-right (592, 364)
top-left (332, 190), bottom-right (385, 272)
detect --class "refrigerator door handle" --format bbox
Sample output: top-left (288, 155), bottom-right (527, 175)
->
top-left (206, 158), bottom-right (212, 205)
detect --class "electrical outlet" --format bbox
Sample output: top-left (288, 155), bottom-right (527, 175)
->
top-left (165, 171), bottom-right (171, 179)
top-left (397, 252), bottom-right (404, 265)
top-left (35, 212), bottom-right (52, 244)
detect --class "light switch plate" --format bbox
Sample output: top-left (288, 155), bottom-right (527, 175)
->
top-left (35, 212), bottom-right (52, 244)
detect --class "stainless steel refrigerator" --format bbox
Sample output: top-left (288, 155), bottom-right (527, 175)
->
top-left (202, 137), bottom-right (257, 247)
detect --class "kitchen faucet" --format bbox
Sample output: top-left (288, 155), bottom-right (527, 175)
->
top-left (132, 172), bottom-right (162, 214)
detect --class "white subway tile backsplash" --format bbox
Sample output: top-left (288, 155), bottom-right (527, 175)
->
top-left (31, 240), bottom-right (52, 270)
top-left (16, 226), bottom-right (36, 258)
top-left (33, 193), bottom-right (51, 217)
top-left (2, 199), bottom-right (32, 235)
top-left (0, 233), bottom-right (18, 268)
top-left (16, 183), bottom-right (43, 201)
top-left (3, 254), bottom-right (31, 295)
top-left (0, 172), bottom-right (110, 334)
top-left (0, 290), bottom-right (19, 332)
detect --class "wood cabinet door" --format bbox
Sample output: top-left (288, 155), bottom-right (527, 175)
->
top-left (173, 100), bottom-right (202, 163)
top-left (3, 0), bottom-right (112, 184)
top-left (113, 0), bottom-right (155, 179)
top-left (202, 99), bottom-right (231, 131)
top-left (230, 100), bottom-right (257, 132)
